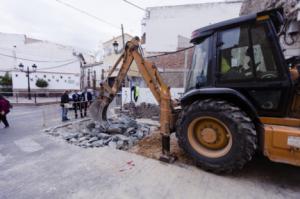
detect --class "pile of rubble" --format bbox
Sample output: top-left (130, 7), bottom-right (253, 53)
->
top-left (45, 115), bottom-right (153, 150)
top-left (122, 102), bottom-right (160, 120)
top-left (240, 0), bottom-right (299, 20)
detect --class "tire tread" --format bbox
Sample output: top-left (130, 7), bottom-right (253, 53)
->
top-left (176, 98), bottom-right (257, 173)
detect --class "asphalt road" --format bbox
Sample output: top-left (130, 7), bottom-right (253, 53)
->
top-left (0, 105), bottom-right (299, 199)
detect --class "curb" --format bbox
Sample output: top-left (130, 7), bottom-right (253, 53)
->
top-left (11, 101), bottom-right (60, 106)
top-left (43, 118), bottom-right (91, 132)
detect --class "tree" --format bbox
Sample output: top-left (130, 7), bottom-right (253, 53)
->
top-left (0, 72), bottom-right (12, 95)
top-left (0, 72), bottom-right (12, 86)
top-left (35, 78), bottom-right (48, 88)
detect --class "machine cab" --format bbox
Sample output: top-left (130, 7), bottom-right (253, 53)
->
top-left (186, 9), bottom-right (295, 117)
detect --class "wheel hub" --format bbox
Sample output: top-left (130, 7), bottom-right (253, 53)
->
top-left (187, 116), bottom-right (233, 158)
top-left (200, 128), bottom-right (217, 144)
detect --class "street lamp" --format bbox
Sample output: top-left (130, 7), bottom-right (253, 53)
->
top-left (18, 63), bottom-right (37, 100)
top-left (112, 40), bottom-right (119, 54)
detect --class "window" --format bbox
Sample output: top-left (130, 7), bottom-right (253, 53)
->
top-left (218, 23), bottom-right (280, 82)
top-left (186, 37), bottom-right (210, 91)
top-left (251, 23), bottom-right (279, 79)
top-left (219, 26), bottom-right (253, 81)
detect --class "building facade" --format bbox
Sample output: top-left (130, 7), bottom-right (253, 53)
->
top-left (142, 1), bottom-right (243, 53)
top-left (0, 32), bottom-right (95, 93)
top-left (140, 1), bottom-right (243, 93)
top-left (101, 34), bottom-right (143, 88)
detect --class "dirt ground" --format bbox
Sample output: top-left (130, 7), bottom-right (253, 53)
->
top-left (129, 130), bottom-right (195, 166)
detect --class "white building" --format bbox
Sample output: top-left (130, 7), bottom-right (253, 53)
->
top-left (101, 34), bottom-right (142, 87)
top-left (124, 1), bottom-right (243, 105)
top-left (142, 1), bottom-right (243, 53)
top-left (0, 32), bottom-right (95, 93)
top-left (90, 34), bottom-right (134, 86)
top-left (103, 33), bottom-right (133, 56)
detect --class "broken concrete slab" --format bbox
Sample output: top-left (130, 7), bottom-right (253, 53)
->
top-left (45, 114), bottom-right (153, 151)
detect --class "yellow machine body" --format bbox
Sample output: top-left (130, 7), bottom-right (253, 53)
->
top-left (261, 117), bottom-right (300, 166)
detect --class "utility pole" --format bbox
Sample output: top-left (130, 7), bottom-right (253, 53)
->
top-left (18, 63), bottom-right (37, 100)
top-left (121, 24), bottom-right (125, 50)
top-left (81, 64), bottom-right (84, 89)
top-left (101, 69), bottom-right (104, 81)
top-left (93, 70), bottom-right (96, 92)
top-left (75, 53), bottom-right (86, 90)
top-left (27, 67), bottom-right (31, 99)
top-left (12, 45), bottom-right (17, 69)
top-left (87, 68), bottom-right (91, 88)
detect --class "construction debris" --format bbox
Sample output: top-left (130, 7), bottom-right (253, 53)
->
top-left (240, 0), bottom-right (299, 20)
top-left (122, 102), bottom-right (160, 120)
top-left (45, 115), bottom-right (154, 150)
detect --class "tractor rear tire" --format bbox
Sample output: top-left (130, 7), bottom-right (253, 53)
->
top-left (176, 99), bottom-right (257, 173)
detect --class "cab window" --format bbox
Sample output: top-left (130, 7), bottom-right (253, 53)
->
top-left (186, 37), bottom-right (210, 91)
top-left (218, 26), bottom-right (253, 81)
top-left (251, 23), bottom-right (279, 79)
top-left (218, 22), bottom-right (280, 81)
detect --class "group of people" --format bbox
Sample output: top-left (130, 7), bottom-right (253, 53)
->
top-left (60, 89), bottom-right (93, 122)
top-left (0, 95), bottom-right (11, 128)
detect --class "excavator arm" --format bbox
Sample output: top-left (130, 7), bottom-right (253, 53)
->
top-left (89, 37), bottom-right (178, 162)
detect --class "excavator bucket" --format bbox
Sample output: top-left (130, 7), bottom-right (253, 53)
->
top-left (89, 98), bottom-right (109, 123)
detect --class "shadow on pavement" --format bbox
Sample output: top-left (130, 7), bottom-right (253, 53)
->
top-left (231, 154), bottom-right (300, 190)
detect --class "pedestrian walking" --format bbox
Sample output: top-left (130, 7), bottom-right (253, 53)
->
top-left (0, 95), bottom-right (11, 128)
top-left (81, 88), bottom-right (92, 117)
top-left (60, 90), bottom-right (70, 122)
top-left (72, 90), bottom-right (80, 119)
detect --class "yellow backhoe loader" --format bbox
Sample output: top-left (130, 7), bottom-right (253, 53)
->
top-left (90, 8), bottom-right (300, 173)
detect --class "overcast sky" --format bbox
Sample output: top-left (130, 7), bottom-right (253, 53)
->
top-left (0, 0), bottom-right (226, 52)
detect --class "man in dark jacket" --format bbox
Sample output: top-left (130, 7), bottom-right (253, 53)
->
top-left (81, 88), bottom-right (93, 117)
top-left (72, 90), bottom-right (80, 119)
top-left (60, 90), bottom-right (70, 121)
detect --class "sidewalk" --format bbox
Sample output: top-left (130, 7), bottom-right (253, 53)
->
top-left (7, 96), bottom-right (60, 105)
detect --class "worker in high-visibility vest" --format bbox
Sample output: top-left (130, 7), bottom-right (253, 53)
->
top-left (133, 85), bottom-right (139, 103)
top-left (221, 57), bottom-right (230, 74)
